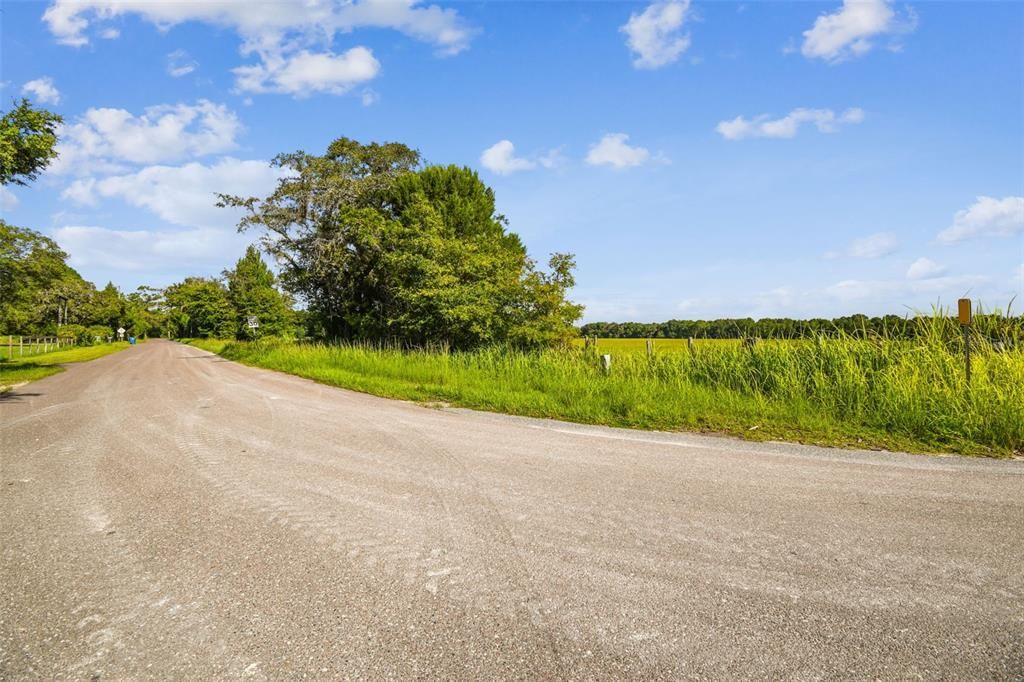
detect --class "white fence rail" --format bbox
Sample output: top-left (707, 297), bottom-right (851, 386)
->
top-left (2, 335), bottom-right (78, 359)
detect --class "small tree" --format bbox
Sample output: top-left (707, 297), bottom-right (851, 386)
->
top-left (224, 246), bottom-right (294, 339)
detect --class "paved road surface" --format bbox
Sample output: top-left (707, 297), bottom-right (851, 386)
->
top-left (2, 340), bottom-right (1022, 679)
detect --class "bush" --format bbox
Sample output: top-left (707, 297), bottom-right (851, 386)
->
top-left (59, 324), bottom-right (88, 343)
top-left (84, 324), bottom-right (113, 344)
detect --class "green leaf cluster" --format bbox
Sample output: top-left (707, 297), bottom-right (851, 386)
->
top-left (0, 99), bottom-right (62, 186)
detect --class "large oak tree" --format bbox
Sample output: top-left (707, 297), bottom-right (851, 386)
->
top-left (219, 137), bottom-right (582, 348)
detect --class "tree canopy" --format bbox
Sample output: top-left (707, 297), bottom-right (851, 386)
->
top-left (1, 220), bottom-right (83, 333)
top-left (163, 278), bottom-right (235, 339)
top-left (0, 99), bottom-right (62, 186)
top-left (220, 137), bottom-right (583, 348)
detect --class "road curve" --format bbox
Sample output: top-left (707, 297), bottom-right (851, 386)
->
top-left (2, 339), bottom-right (1022, 679)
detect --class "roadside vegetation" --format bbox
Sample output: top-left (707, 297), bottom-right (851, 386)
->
top-left (7, 113), bottom-right (1023, 457)
top-left (0, 342), bottom-right (131, 391)
top-left (187, 312), bottom-right (1023, 457)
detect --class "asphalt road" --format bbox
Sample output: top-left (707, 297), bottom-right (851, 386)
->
top-left (2, 339), bottom-right (1022, 680)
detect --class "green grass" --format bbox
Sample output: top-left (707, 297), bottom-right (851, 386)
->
top-left (186, 320), bottom-right (1023, 457)
top-left (0, 342), bottom-right (132, 391)
top-left (181, 338), bottom-right (231, 355)
top-left (0, 344), bottom-right (76, 360)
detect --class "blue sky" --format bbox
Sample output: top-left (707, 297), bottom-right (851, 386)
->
top-left (2, 0), bottom-right (1021, 322)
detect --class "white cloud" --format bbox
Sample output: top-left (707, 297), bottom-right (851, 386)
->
top-left (826, 274), bottom-right (987, 302)
top-left (480, 140), bottom-right (536, 175)
top-left (906, 257), bottom-right (946, 280)
top-left (824, 232), bottom-right (898, 260)
top-left (99, 27), bottom-right (119, 39)
top-left (43, 0), bottom-right (472, 51)
top-left (360, 89), bottom-right (380, 107)
top-left (936, 196), bottom-right (1024, 244)
top-left (49, 100), bottom-right (241, 175)
top-left (585, 133), bottom-right (651, 169)
top-left (62, 157), bottom-right (289, 228)
top-left (801, 0), bottom-right (916, 63)
top-left (21, 77), bottom-right (61, 105)
top-left (716, 107), bottom-right (864, 140)
top-left (479, 141), bottom-right (566, 175)
top-left (167, 49), bottom-right (198, 78)
top-left (53, 225), bottom-right (247, 272)
top-left (620, 0), bottom-right (692, 69)
top-left (537, 147), bottom-right (566, 169)
top-left (233, 47), bottom-right (380, 96)
top-left (0, 186), bottom-right (18, 210)
top-left (43, 0), bottom-right (472, 96)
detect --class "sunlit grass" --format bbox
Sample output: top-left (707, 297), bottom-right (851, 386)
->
top-left (187, 316), bottom-right (1023, 457)
top-left (0, 342), bottom-right (132, 390)
top-left (181, 338), bottom-right (231, 355)
top-left (0, 342), bottom-right (78, 361)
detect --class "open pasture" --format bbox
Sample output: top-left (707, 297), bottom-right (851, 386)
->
top-left (573, 337), bottom-right (742, 353)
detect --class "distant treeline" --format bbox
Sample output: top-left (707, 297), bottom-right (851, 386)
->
top-left (580, 313), bottom-right (1023, 341)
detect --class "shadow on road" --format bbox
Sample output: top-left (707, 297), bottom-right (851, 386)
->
top-left (0, 391), bottom-right (43, 403)
top-left (177, 355), bottom-right (229, 362)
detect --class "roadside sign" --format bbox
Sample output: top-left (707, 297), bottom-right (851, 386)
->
top-left (117, 327), bottom-right (126, 340)
top-left (957, 299), bottom-right (972, 326)
top-left (247, 315), bottom-right (259, 329)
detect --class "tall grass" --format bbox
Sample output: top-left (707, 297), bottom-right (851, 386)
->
top-left (197, 314), bottom-right (1023, 456)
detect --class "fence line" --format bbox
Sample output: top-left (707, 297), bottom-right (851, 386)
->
top-left (3, 335), bottom-right (78, 359)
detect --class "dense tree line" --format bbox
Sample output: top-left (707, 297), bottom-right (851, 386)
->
top-left (0, 221), bottom-right (162, 341)
top-left (0, 221), bottom-right (296, 342)
top-left (581, 313), bottom-right (1023, 341)
top-left (162, 247), bottom-right (296, 339)
top-left (4, 112), bottom-right (582, 348)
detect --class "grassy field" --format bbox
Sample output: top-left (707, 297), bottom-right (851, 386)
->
top-left (0, 343), bottom-right (131, 391)
top-left (572, 338), bottom-right (740, 353)
top-left (186, 322), bottom-right (1023, 457)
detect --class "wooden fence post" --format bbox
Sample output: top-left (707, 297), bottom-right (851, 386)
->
top-left (646, 338), bottom-right (653, 360)
top-left (687, 337), bottom-right (694, 353)
top-left (19, 336), bottom-right (23, 357)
